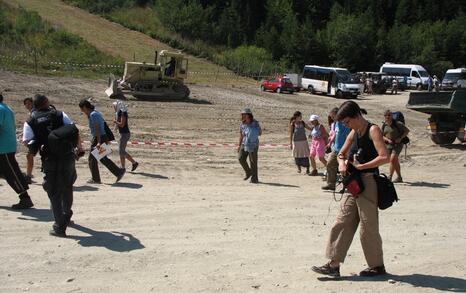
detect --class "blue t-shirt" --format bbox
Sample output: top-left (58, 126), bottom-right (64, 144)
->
top-left (240, 120), bottom-right (261, 152)
top-left (0, 103), bottom-right (17, 154)
top-left (89, 110), bottom-right (106, 138)
top-left (333, 121), bottom-right (350, 152)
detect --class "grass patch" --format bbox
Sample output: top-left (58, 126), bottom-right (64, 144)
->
top-left (0, 2), bottom-right (123, 79)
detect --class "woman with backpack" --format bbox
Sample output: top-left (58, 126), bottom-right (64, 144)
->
top-left (382, 110), bottom-right (410, 183)
top-left (312, 101), bottom-right (389, 278)
top-left (308, 114), bottom-right (328, 176)
top-left (79, 99), bottom-right (125, 184)
top-left (289, 111), bottom-right (311, 174)
top-left (113, 100), bottom-right (139, 172)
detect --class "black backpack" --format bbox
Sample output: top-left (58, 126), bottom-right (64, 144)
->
top-left (374, 173), bottom-right (399, 210)
top-left (382, 111), bottom-right (410, 144)
top-left (48, 123), bottom-right (79, 158)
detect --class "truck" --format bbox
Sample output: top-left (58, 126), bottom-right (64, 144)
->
top-left (284, 73), bottom-right (302, 91)
top-left (406, 90), bottom-right (466, 145)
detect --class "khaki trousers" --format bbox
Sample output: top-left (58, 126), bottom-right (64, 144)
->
top-left (326, 151), bottom-right (338, 187)
top-left (325, 174), bottom-right (384, 267)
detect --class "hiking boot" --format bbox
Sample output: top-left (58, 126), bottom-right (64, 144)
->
top-left (131, 162), bottom-right (139, 172)
top-left (49, 229), bottom-right (66, 238)
top-left (393, 176), bottom-right (403, 183)
top-left (311, 262), bottom-right (340, 278)
top-left (359, 265), bottom-right (386, 277)
top-left (309, 169), bottom-right (318, 176)
top-left (11, 195), bottom-right (34, 210)
top-left (116, 168), bottom-right (126, 183)
top-left (321, 184), bottom-right (336, 191)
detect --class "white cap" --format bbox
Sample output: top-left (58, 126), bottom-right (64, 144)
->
top-left (241, 108), bottom-right (252, 114)
top-left (309, 114), bottom-right (319, 121)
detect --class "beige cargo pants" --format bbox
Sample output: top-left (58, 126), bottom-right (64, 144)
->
top-left (325, 173), bottom-right (384, 268)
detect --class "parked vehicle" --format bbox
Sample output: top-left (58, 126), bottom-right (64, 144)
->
top-left (441, 68), bottom-right (466, 90)
top-left (406, 90), bottom-right (466, 144)
top-left (302, 65), bottom-right (362, 98)
top-left (379, 63), bottom-right (430, 90)
top-left (355, 72), bottom-right (392, 94)
top-left (260, 76), bottom-right (294, 94)
top-left (284, 73), bottom-right (302, 91)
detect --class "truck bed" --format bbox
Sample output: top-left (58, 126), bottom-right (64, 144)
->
top-left (406, 90), bottom-right (466, 114)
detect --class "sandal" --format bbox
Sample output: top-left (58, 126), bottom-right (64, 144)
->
top-left (359, 265), bottom-right (386, 277)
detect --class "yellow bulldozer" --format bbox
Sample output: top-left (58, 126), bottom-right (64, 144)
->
top-left (106, 50), bottom-right (190, 100)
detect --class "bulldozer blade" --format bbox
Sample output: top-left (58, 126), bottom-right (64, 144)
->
top-left (105, 74), bottom-right (118, 98)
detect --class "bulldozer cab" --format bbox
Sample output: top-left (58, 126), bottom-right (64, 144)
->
top-left (159, 50), bottom-right (188, 80)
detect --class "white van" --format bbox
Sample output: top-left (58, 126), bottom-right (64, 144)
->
top-left (379, 63), bottom-right (430, 89)
top-left (441, 68), bottom-right (466, 90)
top-left (301, 65), bottom-right (363, 98)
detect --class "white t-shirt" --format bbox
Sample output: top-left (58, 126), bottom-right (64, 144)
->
top-left (23, 112), bottom-right (73, 142)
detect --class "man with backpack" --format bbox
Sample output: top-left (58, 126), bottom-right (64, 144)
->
top-left (23, 94), bottom-right (83, 237)
top-left (382, 110), bottom-right (410, 183)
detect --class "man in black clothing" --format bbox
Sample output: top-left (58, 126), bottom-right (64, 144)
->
top-left (24, 94), bottom-right (83, 237)
top-left (0, 94), bottom-right (34, 209)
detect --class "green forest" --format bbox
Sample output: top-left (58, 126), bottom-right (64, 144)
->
top-left (22, 0), bottom-right (466, 77)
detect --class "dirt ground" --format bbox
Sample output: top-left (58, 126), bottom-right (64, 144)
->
top-left (1, 70), bottom-right (465, 292)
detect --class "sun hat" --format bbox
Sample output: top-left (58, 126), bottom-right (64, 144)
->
top-left (309, 114), bottom-right (319, 121)
top-left (241, 108), bottom-right (252, 114)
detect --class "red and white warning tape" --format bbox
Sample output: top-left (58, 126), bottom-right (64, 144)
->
top-left (84, 140), bottom-right (290, 148)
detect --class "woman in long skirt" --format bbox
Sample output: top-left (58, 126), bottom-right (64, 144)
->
top-left (289, 111), bottom-right (311, 174)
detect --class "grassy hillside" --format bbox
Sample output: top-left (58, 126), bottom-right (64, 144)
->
top-left (3, 0), bottom-right (245, 85)
top-left (0, 1), bottom-right (123, 78)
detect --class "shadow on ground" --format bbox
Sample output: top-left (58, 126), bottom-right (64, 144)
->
top-left (110, 182), bottom-right (143, 189)
top-left (258, 182), bottom-right (299, 188)
top-left (68, 223), bottom-right (145, 252)
top-left (403, 181), bottom-right (450, 188)
top-left (0, 206), bottom-right (53, 222)
top-left (318, 273), bottom-right (466, 292)
top-left (74, 185), bottom-right (99, 192)
top-left (132, 172), bottom-right (169, 179)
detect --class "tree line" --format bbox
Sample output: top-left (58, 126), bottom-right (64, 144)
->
top-left (50, 0), bottom-right (466, 77)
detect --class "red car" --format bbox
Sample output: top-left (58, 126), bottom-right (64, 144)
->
top-left (260, 76), bottom-right (294, 94)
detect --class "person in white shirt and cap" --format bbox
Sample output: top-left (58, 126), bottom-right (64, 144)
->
top-left (308, 114), bottom-right (328, 176)
top-left (238, 108), bottom-right (262, 183)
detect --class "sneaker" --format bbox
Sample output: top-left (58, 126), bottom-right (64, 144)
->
top-left (309, 169), bottom-right (318, 176)
top-left (393, 176), bottom-right (403, 183)
top-left (321, 184), bottom-right (336, 191)
top-left (131, 162), bottom-right (139, 172)
top-left (49, 229), bottom-right (66, 238)
top-left (359, 265), bottom-right (386, 277)
top-left (311, 262), bottom-right (340, 278)
top-left (86, 179), bottom-right (101, 184)
top-left (11, 196), bottom-right (34, 210)
top-left (116, 168), bottom-right (126, 183)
